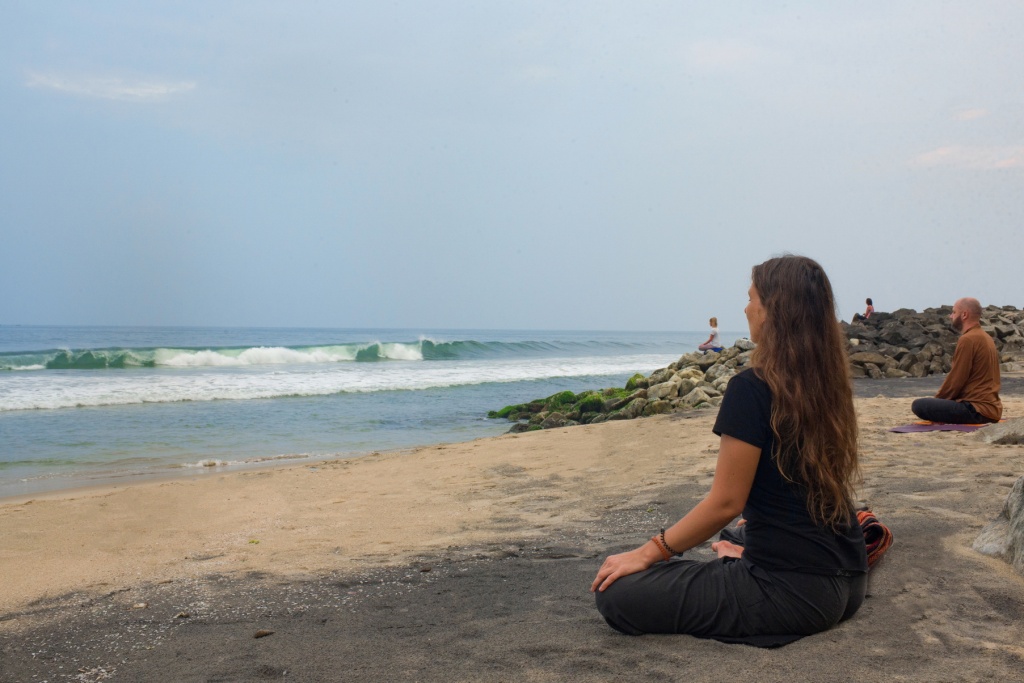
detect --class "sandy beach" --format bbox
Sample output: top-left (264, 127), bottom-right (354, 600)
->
top-left (3, 376), bottom-right (1024, 682)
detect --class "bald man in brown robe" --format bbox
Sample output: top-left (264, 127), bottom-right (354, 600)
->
top-left (911, 297), bottom-right (1002, 424)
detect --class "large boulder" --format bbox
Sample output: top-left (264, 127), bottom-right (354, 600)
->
top-left (1002, 334), bottom-right (1024, 350)
top-left (540, 412), bottom-right (569, 429)
top-left (609, 397), bottom-right (648, 420)
top-left (674, 366), bottom-right (705, 382)
top-left (908, 362), bottom-right (929, 378)
top-left (993, 323), bottom-right (1018, 339)
top-left (647, 380), bottom-right (680, 402)
top-left (603, 389), bottom-right (646, 412)
top-left (704, 363), bottom-right (736, 383)
top-left (674, 376), bottom-right (700, 397)
top-left (642, 399), bottom-right (673, 416)
top-left (973, 418), bottom-right (1024, 445)
top-left (973, 476), bottom-right (1024, 575)
top-left (647, 368), bottom-right (675, 386)
top-left (694, 352), bottom-right (722, 370)
top-left (676, 351), bottom-right (704, 367)
top-left (680, 387), bottom-right (712, 407)
top-left (849, 351), bottom-right (889, 366)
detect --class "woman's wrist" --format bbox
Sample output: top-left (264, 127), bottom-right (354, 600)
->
top-left (641, 538), bottom-right (667, 564)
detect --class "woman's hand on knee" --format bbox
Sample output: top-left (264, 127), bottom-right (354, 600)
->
top-left (591, 549), bottom-right (654, 593)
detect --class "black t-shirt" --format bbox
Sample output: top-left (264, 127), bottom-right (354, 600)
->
top-left (713, 369), bottom-right (868, 575)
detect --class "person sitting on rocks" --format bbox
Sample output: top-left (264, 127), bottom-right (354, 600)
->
top-left (852, 298), bottom-right (874, 323)
top-left (911, 297), bottom-right (1002, 424)
top-left (698, 317), bottom-right (724, 353)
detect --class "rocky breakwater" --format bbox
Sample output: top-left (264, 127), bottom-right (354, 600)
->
top-left (843, 305), bottom-right (1024, 379)
top-left (489, 305), bottom-right (1024, 434)
top-left (488, 339), bottom-right (757, 433)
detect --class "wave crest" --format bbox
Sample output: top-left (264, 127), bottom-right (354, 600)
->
top-left (0, 336), bottom-right (674, 372)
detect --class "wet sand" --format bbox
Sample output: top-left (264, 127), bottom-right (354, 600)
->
top-left (2, 377), bottom-right (1024, 682)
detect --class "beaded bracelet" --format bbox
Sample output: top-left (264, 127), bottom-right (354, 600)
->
top-left (649, 535), bottom-right (672, 562)
top-left (660, 528), bottom-right (682, 556)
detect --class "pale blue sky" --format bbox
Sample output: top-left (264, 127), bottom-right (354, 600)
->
top-left (2, 2), bottom-right (1022, 331)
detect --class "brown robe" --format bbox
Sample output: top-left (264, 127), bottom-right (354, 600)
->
top-left (935, 325), bottom-right (1002, 421)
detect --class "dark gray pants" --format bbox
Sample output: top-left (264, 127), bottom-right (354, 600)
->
top-left (594, 556), bottom-right (866, 647)
top-left (911, 398), bottom-right (992, 424)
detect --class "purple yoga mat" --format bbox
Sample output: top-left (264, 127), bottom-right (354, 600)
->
top-left (889, 422), bottom-right (986, 433)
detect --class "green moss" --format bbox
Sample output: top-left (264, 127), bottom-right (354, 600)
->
top-left (527, 424), bottom-right (543, 431)
top-left (490, 386), bottom-right (637, 422)
top-left (488, 405), bottom-right (516, 419)
top-left (487, 403), bottom-right (531, 419)
top-left (544, 390), bottom-right (577, 409)
top-left (574, 392), bottom-right (605, 413)
top-left (603, 388), bottom-right (631, 401)
top-left (625, 373), bottom-right (646, 391)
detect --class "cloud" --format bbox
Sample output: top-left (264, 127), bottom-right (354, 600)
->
top-left (910, 145), bottom-right (1024, 170)
top-left (953, 108), bottom-right (988, 121)
top-left (26, 71), bottom-right (196, 102)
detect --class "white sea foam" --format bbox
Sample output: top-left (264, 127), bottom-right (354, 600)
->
top-left (156, 346), bottom-right (357, 367)
top-left (0, 353), bottom-right (675, 411)
top-left (378, 342), bottom-right (423, 361)
top-left (152, 343), bottom-right (421, 367)
top-left (180, 453), bottom-right (311, 469)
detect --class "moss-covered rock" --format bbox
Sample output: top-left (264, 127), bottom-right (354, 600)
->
top-left (544, 390), bottom-right (577, 410)
top-left (487, 403), bottom-right (525, 419)
top-left (643, 399), bottom-right (672, 416)
top-left (574, 391), bottom-right (605, 413)
top-left (625, 373), bottom-right (646, 391)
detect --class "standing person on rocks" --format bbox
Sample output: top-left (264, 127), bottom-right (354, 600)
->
top-left (592, 255), bottom-right (867, 646)
top-left (911, 298), bottom-right (1002, 424)
top-left (698, 317), bottom-right (724, 353)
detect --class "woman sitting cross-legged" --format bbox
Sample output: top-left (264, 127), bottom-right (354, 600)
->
top-left (698, 317), bottom-right (723, 352)
top-left (592, 255), bottom-right (868, 647)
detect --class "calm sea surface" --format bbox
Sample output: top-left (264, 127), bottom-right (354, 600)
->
top-left (0, 326), bottom-right (740, 499)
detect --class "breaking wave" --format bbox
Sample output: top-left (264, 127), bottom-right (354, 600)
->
top-left (0, 353), bottom-right (675, 412)
top-left (0, 337), bottom-right (655, 372)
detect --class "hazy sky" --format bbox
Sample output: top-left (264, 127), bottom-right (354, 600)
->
top-left (2, 2), bottom-right (1022, 331)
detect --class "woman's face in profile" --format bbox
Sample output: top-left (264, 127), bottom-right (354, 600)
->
top-left (745, 285), bottom-right (766, 342)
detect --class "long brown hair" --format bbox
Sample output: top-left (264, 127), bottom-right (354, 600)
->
top-left (750, 255), bottom-right (859, 528)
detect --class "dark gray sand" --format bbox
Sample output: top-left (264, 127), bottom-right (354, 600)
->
top-left (3, 377), bottom-right (1024, 682)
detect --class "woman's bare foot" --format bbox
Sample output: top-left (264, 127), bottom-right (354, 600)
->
top-left (711, 540), bottom-right (744, 559)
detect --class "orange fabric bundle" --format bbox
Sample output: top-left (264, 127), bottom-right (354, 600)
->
top-left (857, 508), bottom-right (893, 569)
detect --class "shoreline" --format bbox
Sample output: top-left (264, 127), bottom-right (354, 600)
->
top-left (3, 380), bottom-right (1024, 680)
top-left (5, 374), bottom-right (1023, 505)
top-left (0, 446), bottom-right (409, 506)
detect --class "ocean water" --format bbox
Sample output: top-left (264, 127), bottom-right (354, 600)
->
top-left (0, 326), bottom-right (733, 499)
